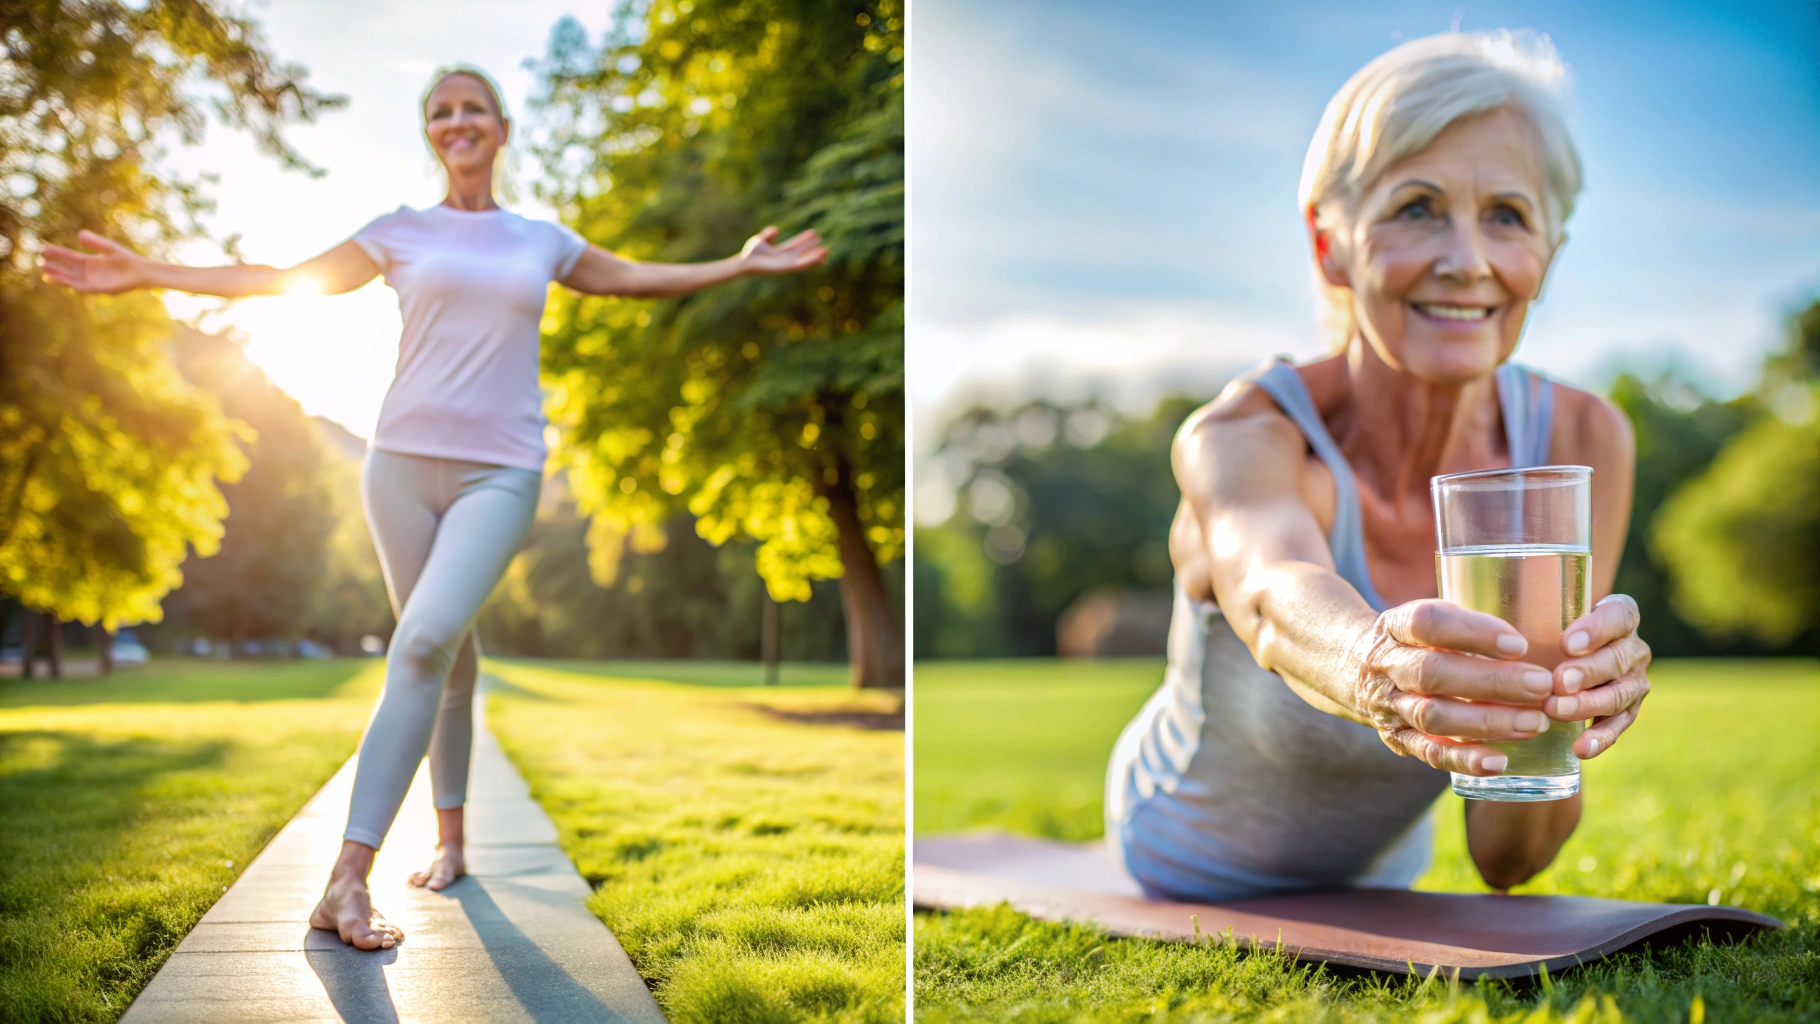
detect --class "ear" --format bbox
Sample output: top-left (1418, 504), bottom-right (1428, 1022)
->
top-left (1306, 205), bottom-right (1350, 289)
top-left (499, 117), bottom-right (512, 145)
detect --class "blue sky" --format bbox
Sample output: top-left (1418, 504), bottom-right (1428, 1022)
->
top-left (909, 0), bottom-right (1820, 451)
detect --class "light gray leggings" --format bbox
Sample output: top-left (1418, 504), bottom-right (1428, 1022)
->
top-left (344, 449), bottom-right (541, 850)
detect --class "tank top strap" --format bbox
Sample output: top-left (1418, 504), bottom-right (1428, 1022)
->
top-left (1245, 360), bottom-right (1390, 613)
top-left (1494, 363), bottom-right (1557, 468)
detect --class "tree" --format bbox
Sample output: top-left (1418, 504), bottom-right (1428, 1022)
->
top-left (528, 0), bottom-right (905, 686)
top-left (474, 472), bottom-right (852, 661)
top-left (155, 327), bottom-right (336, 649)
top-left (0, 0), bottom-right (342, 628)
top-left (301, 419), bottom-right (394, 655)
top-left (1650, 299), bottom-right (1820, 649)
top-left (1607, 372), bottom-right (1758, 656)
top-left (916, 396), bottom-right (1196, 658)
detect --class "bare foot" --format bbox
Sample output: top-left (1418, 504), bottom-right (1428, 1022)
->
top-left (310, 874), bottom-right (403, 949)
top-left (409, 843), bottom-right (466, 891)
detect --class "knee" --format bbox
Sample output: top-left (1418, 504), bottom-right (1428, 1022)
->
top-left (392, 623), bottom-right (460, 684)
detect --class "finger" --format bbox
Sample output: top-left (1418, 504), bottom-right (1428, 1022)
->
top-left (1555, 631), bottom-right (1650, 696)
top-left (1561, 594), bottom-right (1640, 658)
top-left (779, 229), bottom-right (818, 250)
top-left (1380, 599), bottom-right (1530, 660)
top-left (1384, 645), bottom-right (1552, 703)
top-left (77, 229), bottom-right (131, 255)
top-left (1388, 691), bottom-right (1551, 741)
top-left (754, 225), bottom-right (779, 244)
top-left (1387, 729), bottom-right (1509, 775)
top-left (1546, 666), bottom-right (1649, 721)
top-left (1576, 704), bottom-right (1640, 759)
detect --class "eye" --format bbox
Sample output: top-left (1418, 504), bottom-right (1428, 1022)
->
top-left (1490, 204), bottom-right (1529, 229)
top-left (1395, 197), bottom-right (1434, 221)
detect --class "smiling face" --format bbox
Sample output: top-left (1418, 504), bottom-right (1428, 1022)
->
top-left (423, 72), bottom-right (509, 179)
top-left (1316, 106), bottom-right (1558, 384)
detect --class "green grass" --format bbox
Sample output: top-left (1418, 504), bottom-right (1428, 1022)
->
top-left (0, 658), bottom-right (382, 1023)
top-left (914, 658), bottom-right (1820, 1022)
top-left (490, 657), bottom-right (853, 689)
top-left (484, 660), bottom-right (905, 1023)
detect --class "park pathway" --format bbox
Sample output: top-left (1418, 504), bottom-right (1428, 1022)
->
top-left (120, 681), bottom-right (668, 1023)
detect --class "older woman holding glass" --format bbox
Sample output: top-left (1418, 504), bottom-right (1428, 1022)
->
top-left (1106, 32), bottom-right (1652, 901)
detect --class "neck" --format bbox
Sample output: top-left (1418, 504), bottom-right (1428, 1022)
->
top-left (1329, 338), bottom-right (1504, 502)
top-left (441, 168), bottom-right (498, 212)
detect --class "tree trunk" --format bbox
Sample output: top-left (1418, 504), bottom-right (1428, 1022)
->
top-left (819, 453), bottom-right (904, 689)
top-left (19, 609), bottom-right (37, 680)
top-left (99, 628), bottom-right (114, 677)
top-left (46, 614), bottom-right (62, 679)
top-left (761, 593), bottom-right (781, 686)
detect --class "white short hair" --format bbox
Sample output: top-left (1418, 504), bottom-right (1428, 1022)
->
top-left (1299, 31), bottom-right (1584, 346)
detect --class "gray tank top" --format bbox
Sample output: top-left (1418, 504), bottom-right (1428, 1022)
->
top-left (1104, 360), bottom-right (1557, 901)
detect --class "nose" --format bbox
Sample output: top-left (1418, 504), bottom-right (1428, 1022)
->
top-left (1432, 216), bottom-right (1490, 284)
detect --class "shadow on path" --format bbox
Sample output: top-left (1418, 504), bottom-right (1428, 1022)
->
top-left (745, 703), bottom-right (905, 731)
top-left (305, 945), bottom-right (401, 1024)
top-left (449, 878), bottom-right (630, 1023)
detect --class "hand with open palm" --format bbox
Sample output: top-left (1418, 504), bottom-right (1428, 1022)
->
top-left (738, 226), bottom-right (828, 276)
top-left (40, 231), bottom-right (152, 294)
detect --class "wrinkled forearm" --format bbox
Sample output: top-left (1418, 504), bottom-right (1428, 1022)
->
top-left (1238, 560), bottom-right (1382, 726)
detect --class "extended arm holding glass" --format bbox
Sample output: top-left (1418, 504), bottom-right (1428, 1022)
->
top-left (1171, 384), bottom-right (1647, 888)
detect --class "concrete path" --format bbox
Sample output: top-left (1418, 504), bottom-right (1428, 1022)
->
top-left (121, 688), bottom-right (668, 1023)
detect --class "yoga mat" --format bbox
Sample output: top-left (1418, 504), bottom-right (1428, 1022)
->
top-left (914, 833), bottom-right (1782, 979)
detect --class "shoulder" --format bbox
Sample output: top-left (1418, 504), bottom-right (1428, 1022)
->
top-left (536, 215), bottom-right (589, 247)
top-left (1547, 379), bottom-right (1634, 472)
top-left (355, 205), bottom-right (421, 235)
top-left (1172, 367), bottom-right (1306, 486)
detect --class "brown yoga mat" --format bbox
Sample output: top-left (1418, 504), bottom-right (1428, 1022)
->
top-left (914, 833), bottom-right (1782, 979)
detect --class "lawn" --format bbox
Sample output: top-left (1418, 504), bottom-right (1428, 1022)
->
top-left (0, 658), bottom-right (383, 1023)
top-left (484, 660), bottom-right (906, 1023)
top-left (913, 658), bottom-right (1820, 1023)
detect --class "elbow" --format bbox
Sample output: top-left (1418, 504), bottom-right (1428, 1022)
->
top-left (1472, 849), bottom-right (1547, 892)
top-left (1466, 798), bottom-right (1581, 892)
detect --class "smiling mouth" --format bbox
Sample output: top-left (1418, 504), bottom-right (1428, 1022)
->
top-left (1410, 302), bottom-right (1496, 322)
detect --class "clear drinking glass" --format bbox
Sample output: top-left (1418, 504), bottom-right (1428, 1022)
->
top-left (1431, 465), bottom-right (1592, 802)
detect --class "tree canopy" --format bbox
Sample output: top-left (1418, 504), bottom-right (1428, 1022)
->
top-left (528, 0), bottom-right (904, 685)
top-left (0, 0), bottom-right (341, 627)
top-left (1651, 299), bottom-right (1820, 648)
top-left (155, 327), bottom-right (335, 645)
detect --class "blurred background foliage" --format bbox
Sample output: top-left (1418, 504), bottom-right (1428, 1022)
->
top-left (527, 0), bottom-right (905, 685)
top-left (1, 0), bottom-right (899, 676)
top-left (915, 298), bottom-right (1820, 660)
top-left (0, 0), bottom-right (341, 629)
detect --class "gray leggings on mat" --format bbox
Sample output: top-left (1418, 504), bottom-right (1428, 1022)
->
top-left (343, 449), bottom-right (541, 850)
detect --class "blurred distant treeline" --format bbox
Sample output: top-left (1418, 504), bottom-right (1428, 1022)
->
top-left (916, 299), bottom-right (1820, 660)
top-left (121, 327), bottom-right (855, 661)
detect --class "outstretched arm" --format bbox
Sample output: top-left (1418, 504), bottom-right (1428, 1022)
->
top-left (560, 226), bottom-right (826, 298)
top-left (40, 231), bottom-right (378, 297)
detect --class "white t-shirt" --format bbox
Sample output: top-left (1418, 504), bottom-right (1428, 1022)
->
top-left (352, 204), bottom-right (589, 472)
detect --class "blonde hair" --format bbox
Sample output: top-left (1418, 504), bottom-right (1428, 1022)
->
top-left (1299, 31), bottom-right (1583, 347)
top-left (420, 65), bottom-right (508, 123)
